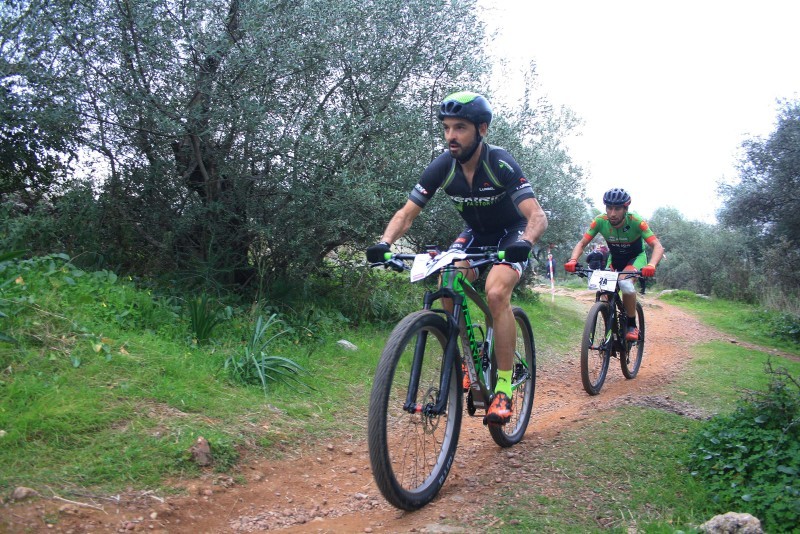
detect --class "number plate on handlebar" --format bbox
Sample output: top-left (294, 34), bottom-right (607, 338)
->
top-left (588, 270), bottom-right (618, 291)
top-left (410, 254), bottom-right (432, 282)
top-left (410, 250), bottom-right (468, 282)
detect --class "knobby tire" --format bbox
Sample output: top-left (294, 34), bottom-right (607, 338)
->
top-left (368, 310), bottom-right (462, 510)
top-left (488, 307), bottom-right (536, 447)
top-left (620, 301), bottom-right (645, 378)
top-left (581, 301), bottom-right (612, 395)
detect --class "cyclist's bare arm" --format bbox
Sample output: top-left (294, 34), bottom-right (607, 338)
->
top-left (517, 197), bottom-right (548, 244)
top-left (568, 235), bottom-right (593, 262)
top-left (645, 235), bottom-right (665, 267)
top-left (380, 200), bottom-right (423, 245)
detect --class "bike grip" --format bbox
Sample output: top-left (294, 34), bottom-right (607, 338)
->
top-left (497, 251), bottom-right (505, 261)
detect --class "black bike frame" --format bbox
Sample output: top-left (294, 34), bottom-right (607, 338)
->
top-left (589, 269), bottom-right (641, 351)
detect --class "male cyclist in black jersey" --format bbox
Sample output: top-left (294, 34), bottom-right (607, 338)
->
top-left (366, 91), bottom-right (548, 425)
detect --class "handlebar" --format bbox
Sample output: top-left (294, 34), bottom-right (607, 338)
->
top-left (570, 264), bottom-right (644, 279)
top-left (369, 247), bottom-right (505, 274)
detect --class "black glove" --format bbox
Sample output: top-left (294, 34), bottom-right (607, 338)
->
top-left (366, 241), bottom-right (391, 263)
top-left (503, 239), bottom-right (532, 263)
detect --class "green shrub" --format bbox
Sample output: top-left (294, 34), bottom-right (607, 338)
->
top-left (758, 310), bottom-right (800, 344)
top-left (0, 250), bottom-right (27, 343)
top-left (687, 362), bottom-right (800, 531)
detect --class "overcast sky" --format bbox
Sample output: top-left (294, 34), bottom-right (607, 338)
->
top-left (477, 0), bottom-right (800, 222)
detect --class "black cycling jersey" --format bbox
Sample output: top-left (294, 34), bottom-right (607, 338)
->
top-left (408, 143), bottom-right (536, 234)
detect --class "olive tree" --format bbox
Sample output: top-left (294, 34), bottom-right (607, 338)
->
top-left (1, 0), bottom-right (486, 285)
top-left (719, 99), bottom-right (800, 246)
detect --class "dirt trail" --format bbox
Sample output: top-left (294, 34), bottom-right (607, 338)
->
top-left (3, 291), bottom-right (726, 533)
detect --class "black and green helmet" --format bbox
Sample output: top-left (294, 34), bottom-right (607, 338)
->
top-left (437, 91), bottom-right (493, 127)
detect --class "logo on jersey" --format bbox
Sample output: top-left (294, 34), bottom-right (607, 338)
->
top-left (450, 192), bottom-right (504, 208)
top-left (498, 159), bottom-right (513, 172)
top-left (478, 182), bottom-right (495, 192)
top-left (514, 180), bottom-right (532, 193)
top-left (414, 184), bottom-right (429, 196)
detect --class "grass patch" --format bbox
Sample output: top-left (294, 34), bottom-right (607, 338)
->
top-left (486, 410), bottom-right (711, 532)
top-left (0, 256), bottom-right (386, 494)
top-left (669, 341), bottom-right (800, 414)
top-left (660, 290), bottom-right (800, 355)
top-left (470, 288), bottom-right (800, 532)
top-left (0, 259), bottom-right (581, 495)
top-left (525, 294), bottom-right (586, 367)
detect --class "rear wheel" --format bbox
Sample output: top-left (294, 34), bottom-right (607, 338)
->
top-left (621, 302), bottom-right (645, 378)
top-left (488, 307), bottom-right (536, 447)
top-left (580, 301), bottom-right (612, 395)
top-left (368, 310), bottom-right (462, 510)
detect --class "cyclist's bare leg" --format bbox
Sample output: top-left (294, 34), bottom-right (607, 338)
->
top-left (484, 264), bottom-right (519, 374)
top-left (620, 263), bottom-right (637, 318)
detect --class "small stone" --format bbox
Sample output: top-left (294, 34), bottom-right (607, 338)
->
top-left (700, 512), bottom-right (762, 533)
top-left (188, 436), bottom-right (213, 467)
top-left (337, 340), bottom-right (358, 351)
top-left (12, 487), bottom-right (38, 501)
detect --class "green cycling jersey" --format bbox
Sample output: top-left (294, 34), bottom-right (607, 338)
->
top-left (583, 212), bottom-right (657, 269)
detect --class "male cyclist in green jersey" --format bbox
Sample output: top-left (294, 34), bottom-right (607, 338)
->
top-left (564, 188), bottom-right (664, 341)
top-left (366, 91), bottom-right (548, 425)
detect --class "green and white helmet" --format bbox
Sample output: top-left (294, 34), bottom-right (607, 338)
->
top-left (437, 91), bottom-right (493, 127)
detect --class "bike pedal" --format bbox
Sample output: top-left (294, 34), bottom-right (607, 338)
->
top-left (468, 385), bottom-right (487, 411)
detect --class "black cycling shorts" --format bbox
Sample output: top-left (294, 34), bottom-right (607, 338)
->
top-left (449, 222), bottom-right (529, 277)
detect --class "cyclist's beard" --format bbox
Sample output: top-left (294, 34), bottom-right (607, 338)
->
top-left (608, 211), bottom-right (627, 227)
top-left (451, 134), bottom-right (482, 163)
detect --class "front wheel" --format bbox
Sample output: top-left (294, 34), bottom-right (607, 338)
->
top-left (620, 301), bottom-right (645, 378)
top-left (581, 301), bottom-right (612, 395)
top-left (488, 307), bottom-right (536, 447)
top-left (368, 310), bottom-right (462, 510)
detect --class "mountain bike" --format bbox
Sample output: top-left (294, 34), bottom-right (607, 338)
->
top-left (367, 247), bottom-right (536, 510)
top-left (571, 266), bottom-right (645, 395)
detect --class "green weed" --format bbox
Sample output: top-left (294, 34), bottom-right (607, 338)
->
top-left (224, 314), bottom-right (306, 395)
top-left (186, 294), bottom-right (228, 344)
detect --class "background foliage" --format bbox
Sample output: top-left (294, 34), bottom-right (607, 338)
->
top-left (0, 0), bottom-right (587, 292)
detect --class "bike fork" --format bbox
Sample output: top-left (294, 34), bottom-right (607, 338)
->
top-left (403, 315), bottom-right (460, 416)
